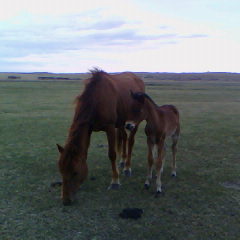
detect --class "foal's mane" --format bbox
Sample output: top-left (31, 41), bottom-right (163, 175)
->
top-left (133, 92), bottom-right (158, 107)
top-left (142, 93), bottom-right (158, 106)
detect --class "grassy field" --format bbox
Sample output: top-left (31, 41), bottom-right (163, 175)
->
top-left (1, 77), bottom-right (240, 240)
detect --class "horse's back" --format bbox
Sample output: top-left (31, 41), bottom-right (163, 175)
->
top-left (109, 72), bottom-right (145, 125)
top-left (81, 71), bottom-right (144, 129)
top-left (157, 105), bottom-right (180, 136)
top-left (111, 72), bottom-right (145, 92)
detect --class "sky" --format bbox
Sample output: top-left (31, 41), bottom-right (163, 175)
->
top-left (0, 0), bottom-right (239, 73)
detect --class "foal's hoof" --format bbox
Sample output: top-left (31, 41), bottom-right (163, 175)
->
top-left (155, 191), bottom-right (164, 198)
top-left (108, 183), bottom-right (120, 190)
top-left (124, 169), bottom-right (132, 177)
top-left (119, 162), bottom-right (125, 169)
top-left (144, 184), bottom-right (150, 190)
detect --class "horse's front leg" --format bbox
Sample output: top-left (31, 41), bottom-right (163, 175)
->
top-left (106, 126), bottom-right (120, 189)
top-left (117, 128), bottom-right (127, 169)
top-left (124, 125), bottom-right (138, 177)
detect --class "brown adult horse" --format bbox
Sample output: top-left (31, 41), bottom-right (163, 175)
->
top-left (57, 69), bottom-right (145, 205)
top-left (130, 92), bottom-right (180, 196)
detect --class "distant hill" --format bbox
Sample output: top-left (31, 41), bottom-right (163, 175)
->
top-left (136, 72), bottom-right (240, 82)
top-left (0, 72), bottom-right (239, 82)
top-left (0, 72), bottom-right (88, 81)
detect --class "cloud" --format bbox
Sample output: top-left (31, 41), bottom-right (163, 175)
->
top-left (0, 12), bottom-right (174, 58)
top-left (180, 34), bottom-right (208, 39)
top-left (3, 0), bottom-right (237, 73)
top-left (90, 20), bottom-right (126, 30)
top-left (1, 10), bottom-right (207, 57)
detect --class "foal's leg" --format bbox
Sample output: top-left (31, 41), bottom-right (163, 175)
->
top-left (121, 129), bottom-right (128, 168)
top-left (124, 125), bottom-right (138, 177)
top-left (144, 138), bottom-right (154, 189)
top-left (171, 132), bottom-right (179, 177)
top-left (106, 126), bottom-right (120, 189)
top-left (160, 143), bottom-right (167, 174)
top-left (155, 139), bottom-right (165, 194)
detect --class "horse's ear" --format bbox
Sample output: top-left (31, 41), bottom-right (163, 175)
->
top-left (56, 144), bottom-right (64, 153)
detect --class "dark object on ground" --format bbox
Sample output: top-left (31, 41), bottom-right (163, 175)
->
top-left (90, 177), bottom-right (96, 181)
top-left (48, 181), bottom-right (62, 192)
top-left (50, 181), bottom-right (62, 187)
top-left (96, 144), bottom-right (107, 148)
top-left (119, 208), bottom-right (144, 219)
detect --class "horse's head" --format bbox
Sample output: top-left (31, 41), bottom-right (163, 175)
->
top-left (57, 144), bottom-right (88, 206)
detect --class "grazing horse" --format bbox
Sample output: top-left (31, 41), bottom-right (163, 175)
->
top-left (130, 92), bottom-right (180, 195)
top-left (57, 69), bottom-right (145, 205)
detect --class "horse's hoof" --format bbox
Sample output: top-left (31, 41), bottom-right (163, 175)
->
top-left (124, 169), bottom-right (132, 177)
top-left (108, 183), bottom-right (120, 190)
top-left (119, 162), bottom-right (125, 169)
top-left (155, 191), bottom-right (164, 198)
top-left (62, 198), bottom-right (72, 206)
top-left (144, 184), bottom-right (150, 190)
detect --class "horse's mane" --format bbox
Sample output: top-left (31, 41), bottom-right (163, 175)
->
top-left (67, 68), bottom-right (107, 146)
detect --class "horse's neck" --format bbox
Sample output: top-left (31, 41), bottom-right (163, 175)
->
top-left (67, 124), bottom-right (91, 157)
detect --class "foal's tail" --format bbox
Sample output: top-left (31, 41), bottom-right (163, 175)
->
top-left (170, 105), bottom-right (179, 116)
top-left (164, 104), bottom-right (180, 119)
top-left (167, 105), bottom-right (180, 137)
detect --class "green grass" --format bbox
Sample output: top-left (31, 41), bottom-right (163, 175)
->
top-left (1, 79), bottom-right (240, 240)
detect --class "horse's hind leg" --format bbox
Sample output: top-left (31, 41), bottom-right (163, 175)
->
top-left (160, 143), bottom-right (167, 174)
top-left (171, 130), bottom-right (179, 177)
top-left (155, 139), bottom-right (165, 194)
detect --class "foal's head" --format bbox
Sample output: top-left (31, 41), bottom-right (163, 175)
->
top-left (57, 144), bottom-right (88, 205)
top-left (126, 91), bottom-right (147, 130)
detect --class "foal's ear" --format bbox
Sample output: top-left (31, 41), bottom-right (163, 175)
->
top-left (130, 90), bottom-right (135, 98)
top-left (56, 144), bottom-right (64, 153)
top-left (130, 90), bottom-right (145, 104)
